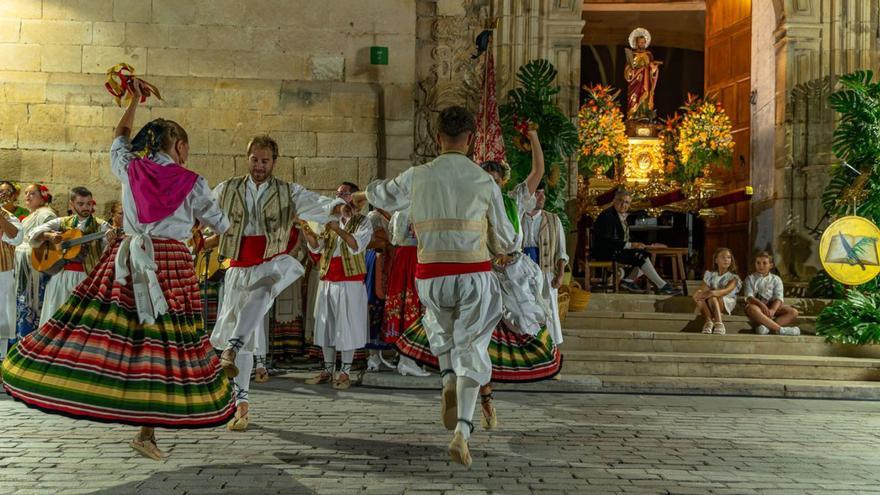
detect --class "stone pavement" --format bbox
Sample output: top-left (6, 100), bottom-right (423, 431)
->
top-left (2, 376), bottom-right (880, 494)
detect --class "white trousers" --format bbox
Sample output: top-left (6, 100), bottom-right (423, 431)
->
top-left (39, 270), bottom-right (86, 328)
top-left (542, 272), bottom-right (564, 345)
top-left (416, 271), bottom-right (501, 386)
top-left (313, 280), bottom-right (368, 352)
top-left (0, 270), bottom-right (15, 340)
top-left (211, 255), bottom-right (303, 354)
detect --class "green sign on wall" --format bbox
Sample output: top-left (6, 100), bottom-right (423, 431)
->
top-left (370, 46), bottom-right (389, 65)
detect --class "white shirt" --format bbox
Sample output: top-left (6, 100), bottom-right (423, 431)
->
top-left (2, 213), bottom-right (24, 248)
top-left (110, 136), bottom-right (229, 239)
top-left (389, 209), bottom-right (418, 247)
top-left (29, 215), bottom-right (110, 249)
top-left (110, 135), bottom-right (229, 324)
top-left (522, 210), bottom-right (569, 263)
top-left (308, 215), bottom-right (374, 257)
top-left (367, 210), bottom-right (389, 235)
top-left (744, 272), bottom-right (784, 303)
top-left (365, 163), bottom-right (517, 256)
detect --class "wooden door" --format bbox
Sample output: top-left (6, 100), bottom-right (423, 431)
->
top-left (703, 0), bottom-right (751, 276)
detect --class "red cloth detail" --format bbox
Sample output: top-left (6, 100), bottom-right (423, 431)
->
top-left (228, 229), bottom-right (300, 268)
top-left (415, 261), bottom-right (491, 280)
top-left (473, 50), bottom-right (506, 164)
top-left (322, 257), bottom-right (366, 282)
top-left (127, 157), bottom-right (199, 224)
top-left (64, 262), bottom-right (85, 272)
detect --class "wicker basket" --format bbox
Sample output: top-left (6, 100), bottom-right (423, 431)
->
top-left (568, 281), bottom-right (591, 312)
top-left (557, 291), bottom-right (570, 322)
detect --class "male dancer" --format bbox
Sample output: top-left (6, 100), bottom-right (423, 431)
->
top-left (31, 187), bottom-right (109, 327)
top-left (522, 182), bottom-right (568, 347)
top-left (302, 182), bottom-right (373, 390)
top-left (358, 106), bottom-right (516, 467)
top-left (209, 135), bottom-right (345, 431)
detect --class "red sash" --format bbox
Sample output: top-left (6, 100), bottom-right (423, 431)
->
top-left (64, 262), bottom-right (85, 272)
top-left (228, 229), bottom-right (300, 268)
top-left (321, 257), bottom-right (366, 282)
top-left (414, 261), bottom-right (491, 280)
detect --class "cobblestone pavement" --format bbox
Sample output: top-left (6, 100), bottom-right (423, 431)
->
top-left (2, 376), bottom-right (880, 494)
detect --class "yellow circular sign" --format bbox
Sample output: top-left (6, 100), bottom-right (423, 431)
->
top-left (820, 216), bottom-right (880, 286)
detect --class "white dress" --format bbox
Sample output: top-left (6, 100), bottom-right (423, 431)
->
top-left (0, 213), bottom-right (25, 340)
top-left (495, 182), bottom-right (549, 336)
top-left (310, 216), bottom-right (373, 352)
top-left (702, 270), bottom-right (741, 315)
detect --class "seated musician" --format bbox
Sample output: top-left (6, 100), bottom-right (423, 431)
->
top-left (591, 189), bottom-right (681, 295)
top-left (30, 186), bottom-right (110, 326)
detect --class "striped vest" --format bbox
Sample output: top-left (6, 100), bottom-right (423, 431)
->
top-left (0, 214), bottom-right (14, 272)
top-left (59, 215), bottom-right (105, 273)
top-left (536, 210), bottom-right (561, 273)
top-left (217, 176), bottom-right (296, 261)
top-left (319, 214), bottom-right (367, 278)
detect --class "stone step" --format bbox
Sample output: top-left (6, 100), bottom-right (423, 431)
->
top-left (563, 311), bottom-right (817, 334)
top-left (560, 329), bottom-right (880, 358)
top-left (561, 350), bottom-right (880, 381)
top-left (348, 371), bottom-right (880, 400)
top-left (582, 292), bottom-right (831, 317)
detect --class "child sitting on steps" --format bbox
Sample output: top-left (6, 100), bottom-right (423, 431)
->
top-left (744, 251), bottom-right (801, 336)
top-left (693, 247), bottom-right (741, 335)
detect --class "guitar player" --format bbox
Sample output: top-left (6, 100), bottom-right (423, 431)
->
top-left (30, 187), bottom-right (109, 327)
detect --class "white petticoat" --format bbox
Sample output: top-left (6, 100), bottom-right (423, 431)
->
top-left (493, 253), bottom-right (550, 336)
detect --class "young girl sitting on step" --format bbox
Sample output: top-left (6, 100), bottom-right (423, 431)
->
top-left (693, 247), bottom-right (741, 335)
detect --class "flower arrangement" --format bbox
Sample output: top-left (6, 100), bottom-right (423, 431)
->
top-left (658, 112), bottom-right (683, 179)
top-left (674, 94), bottom-right (735, 183)
top-left (577, 85), bottom-right (628, 176)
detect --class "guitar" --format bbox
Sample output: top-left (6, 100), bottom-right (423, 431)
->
top-left (31, 228), bottom-right (119, 275)
top-left (190, 226), bottom-right (227, 282)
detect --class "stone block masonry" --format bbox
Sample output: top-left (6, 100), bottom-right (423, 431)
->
top-left (0, 0), bottom-right (417, 212)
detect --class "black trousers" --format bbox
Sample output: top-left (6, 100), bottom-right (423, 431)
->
top-left (595, 248), bottom-right (649, 269)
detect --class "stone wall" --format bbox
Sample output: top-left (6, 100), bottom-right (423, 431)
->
top-left (752, 0), bottom-right (880, 281)
top-left (0, 0), bottom-right (416, 213)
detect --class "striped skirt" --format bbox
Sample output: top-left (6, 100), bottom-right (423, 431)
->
top-left (395, 318), bottom-right (562, 383)
top-left (1, 239), bottom-right (235, 429)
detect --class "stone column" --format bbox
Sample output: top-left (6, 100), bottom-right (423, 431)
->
top-left (756, 0), bottom-right (879, 281)
top-left (492, 0), bottom-right (584, 196)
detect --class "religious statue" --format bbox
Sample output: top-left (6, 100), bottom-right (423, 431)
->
top-left (624, 27), bottom-right (662, 122)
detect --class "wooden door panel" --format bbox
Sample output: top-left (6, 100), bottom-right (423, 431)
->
top-left (703, 0), bottom-right (751, 272)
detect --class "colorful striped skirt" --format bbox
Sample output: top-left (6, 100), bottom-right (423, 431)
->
top-left (270, 317), bottom-right (305, 361)
top-left (382, 246), bottom-right (422, 344)
top-left (1, 239), bottom-right (235, 429)
top-left (395, 318), bottom-right (562, 383)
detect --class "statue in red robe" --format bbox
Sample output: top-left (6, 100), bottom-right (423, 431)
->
top-left (624, 28), bottom-right (662, 122)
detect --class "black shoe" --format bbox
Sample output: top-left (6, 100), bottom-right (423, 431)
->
top-left (657, 283), bottom-right (683, 295)
top-left (619, 279), bottom-right (646, 293)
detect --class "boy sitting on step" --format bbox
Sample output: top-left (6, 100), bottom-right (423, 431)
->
top-left (744, 251), bottom-right (800, 336)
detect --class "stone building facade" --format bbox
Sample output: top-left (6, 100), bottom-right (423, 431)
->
top-left (1, 0), bottom-right (876, 281)
top-left (0, 0), bottom-right (417, 209)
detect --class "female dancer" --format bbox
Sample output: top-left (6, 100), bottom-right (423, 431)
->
top-left (2, 81), bottom-right (234, 460)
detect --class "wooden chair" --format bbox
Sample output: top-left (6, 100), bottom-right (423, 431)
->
top-left (583, 229), bottom-right (619, 293)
